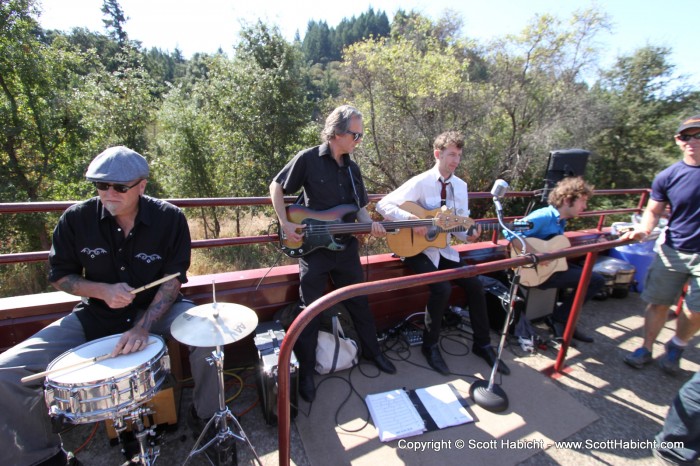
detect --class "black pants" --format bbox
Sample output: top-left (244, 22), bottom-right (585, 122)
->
top-left (296, 238), bottom-right (381, 375)
top-left (537, 263), bottom-right (606, 324)
top-left (403, 254), bottom-right (491, 348)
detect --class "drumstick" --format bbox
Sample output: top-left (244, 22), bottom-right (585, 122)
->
top-left (20, 340), bottom-right (157, 384)
top-left (129, 272), bottom-right (181, 295)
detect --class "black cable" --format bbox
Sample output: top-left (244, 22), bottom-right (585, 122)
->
top-left (255, 222), bottom-right (288, 291)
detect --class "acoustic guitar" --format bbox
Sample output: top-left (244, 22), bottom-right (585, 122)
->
top-left (385, 202), bottom-right (532, 257)
top-left (278, 203), bottom-right (467, 257)
top-left (510, 235), bottom-right (571, 287)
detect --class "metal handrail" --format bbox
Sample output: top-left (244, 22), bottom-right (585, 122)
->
top-left (0, 189), bottom-right (649, 265)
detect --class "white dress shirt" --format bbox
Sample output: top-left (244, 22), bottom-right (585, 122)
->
top-left (376, 165), bottom-right (471, 266)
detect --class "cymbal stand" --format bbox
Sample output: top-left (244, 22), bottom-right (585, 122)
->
top-left (183, 344), bottom-right (262, 466)
top-left (114, 406), bottom-right (160, 465)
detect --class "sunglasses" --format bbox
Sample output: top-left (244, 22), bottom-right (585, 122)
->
top-left (345, 130), bottom-right (363, 142)
top-left (93, 181), bottom-right (141, 193)
top-left (677, 133), bottom-right (700, 142)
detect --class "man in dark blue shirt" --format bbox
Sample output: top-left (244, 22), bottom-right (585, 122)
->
top-left (624, 115), bottom-right (700, 373)
top-left (0, 147), bottom-right (218, 465)
top-left (270, 105), bottom-right (396, 403)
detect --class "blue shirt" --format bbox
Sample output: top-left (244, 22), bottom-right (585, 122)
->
top-left (651, 161), bottom-right (700, 252)
top-left (504, 204), bottom-right (565, 241)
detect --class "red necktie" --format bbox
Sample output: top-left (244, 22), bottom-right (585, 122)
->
top-left (439, 179), bottom-right (450, 206)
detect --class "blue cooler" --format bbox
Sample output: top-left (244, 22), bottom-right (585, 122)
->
top-left (609, 241), bottom-right (657, 293)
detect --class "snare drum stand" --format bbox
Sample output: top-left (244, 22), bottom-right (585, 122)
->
top-left (114, 406), bottom-right (160, 465)
top-left (183, 345), bottom-right (261, 466)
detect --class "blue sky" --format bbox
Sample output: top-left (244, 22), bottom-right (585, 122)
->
top-left (38, 0), bottom-right (699, 88)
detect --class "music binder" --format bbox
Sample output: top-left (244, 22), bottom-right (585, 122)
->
top-left (365, 383), bottom-right (473, 442)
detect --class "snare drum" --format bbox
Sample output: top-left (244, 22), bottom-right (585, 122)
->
top-left (44, 334), bottom-right (170, 424)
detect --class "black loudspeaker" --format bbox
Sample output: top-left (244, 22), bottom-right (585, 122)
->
top-left (253, 321), bottom-right (299, 425)
top-left (541, 149), bottom-right (590, 202)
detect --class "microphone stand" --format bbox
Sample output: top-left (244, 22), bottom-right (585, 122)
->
top-left (469, 193), bottom-right (528, 413)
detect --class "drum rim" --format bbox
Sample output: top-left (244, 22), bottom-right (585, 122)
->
top-left (45, 333), bottom-right (166, 382)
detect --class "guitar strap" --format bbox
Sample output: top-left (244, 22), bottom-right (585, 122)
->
top-left (344, 155), bottom-right (361, 209)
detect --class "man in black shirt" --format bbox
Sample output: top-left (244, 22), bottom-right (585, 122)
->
top-left (0, 146), bottom-right (218, 465)
top-left (270, 105), bottom-right (396, 403)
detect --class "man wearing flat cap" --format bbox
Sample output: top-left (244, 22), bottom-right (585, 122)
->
top-left (623, 116), bottom-right (700, 374)
top-left (0, 146), bottom-right (219, 465)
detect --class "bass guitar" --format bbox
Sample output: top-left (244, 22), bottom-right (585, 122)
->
top-left (510, 235), bottom-right (570, 287)
top-left (278, 203), bottom-right (468, 257)
top-left (385, 201), bottom-right (532, 257)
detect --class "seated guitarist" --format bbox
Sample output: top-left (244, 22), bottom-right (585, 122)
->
top-left (506, 176), bottom-right (605, 345)
top-left (269, 104), bottom-right (396, 404)
top-left (376, 131), bottom-right (510, 376)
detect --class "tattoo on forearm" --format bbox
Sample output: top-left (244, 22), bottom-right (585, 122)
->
top-left (139, 280), bottom-right (180, 331)
top-left (56, 274), bottom-right (83, 294)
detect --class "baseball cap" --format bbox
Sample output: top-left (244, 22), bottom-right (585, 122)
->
top-left (676, 115), bottom-right (700, 134)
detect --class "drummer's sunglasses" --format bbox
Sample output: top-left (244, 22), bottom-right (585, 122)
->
top-left (93, 181), bottom-right (141, 193)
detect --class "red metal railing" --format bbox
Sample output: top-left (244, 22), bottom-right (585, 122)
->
top-left (0, 189), bottom-right (648, 265)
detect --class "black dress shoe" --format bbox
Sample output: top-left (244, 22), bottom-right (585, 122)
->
top-left (421, 344), bottom-right (450, 376)
top-left (373, 353), bottom-right (397, 374)
top-left (573, 328), bottom-right (594, 343)
top-left (472, 345), bottom-right (510, 375)
top-left (298, 373), bottom-right (316, 403)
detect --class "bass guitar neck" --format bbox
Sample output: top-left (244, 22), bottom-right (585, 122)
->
top-left (278, 203), bottom-right (464, 257)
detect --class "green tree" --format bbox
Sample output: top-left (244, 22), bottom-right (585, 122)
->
top-left (154, 78), bottom-right (221, 237)
top-left (480, 10), bottom-right (610, 190)
top-left (101, 0), bottom-right (128, 48)
top-left (74, 47), bottom-right (158, 157)
top-left (154, 22), bottom-right (313, 237)
top-left (590, 46), bottom-right (693, 190)
top-left (343, 33), bottom-right (475, 191)
top-left (1, 1), bottom-right (89, 223)
top-left (1, 0), bottom-right (100, 293)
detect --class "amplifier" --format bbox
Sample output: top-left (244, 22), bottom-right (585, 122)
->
top-left (253, 321), bottom-right (299, 425)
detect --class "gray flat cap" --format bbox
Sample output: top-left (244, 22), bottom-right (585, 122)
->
top-left (85, 146), bottom-right (149, 182)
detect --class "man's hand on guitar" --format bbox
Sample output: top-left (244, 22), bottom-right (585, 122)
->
top-left (281, 220), bottom-right (305, 243)
top-left (371, 221), bottom-right (387, 238)
top-left (466, 224), bottom-right (482, 243)
top-left (409, 214), bottom-right (428, 236)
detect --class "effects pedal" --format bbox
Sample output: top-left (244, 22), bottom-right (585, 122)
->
top-left (401, 328), bottom-right (423, 346)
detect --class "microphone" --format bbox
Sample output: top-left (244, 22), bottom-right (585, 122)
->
top-left (490, 179), bottom-right (509, 198)
top-left (471, 177), bottom-right (520, 413)
top-left (491, 179), bottom-right (509, 213)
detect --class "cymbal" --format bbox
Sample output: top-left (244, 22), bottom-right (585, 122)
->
top-left (170, 302), bottom-right (259, 347)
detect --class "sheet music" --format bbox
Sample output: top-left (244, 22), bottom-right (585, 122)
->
top-left (365, 389), bottom-right (426, 442)
top-left (415, 383), bottom-right (474, 429)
